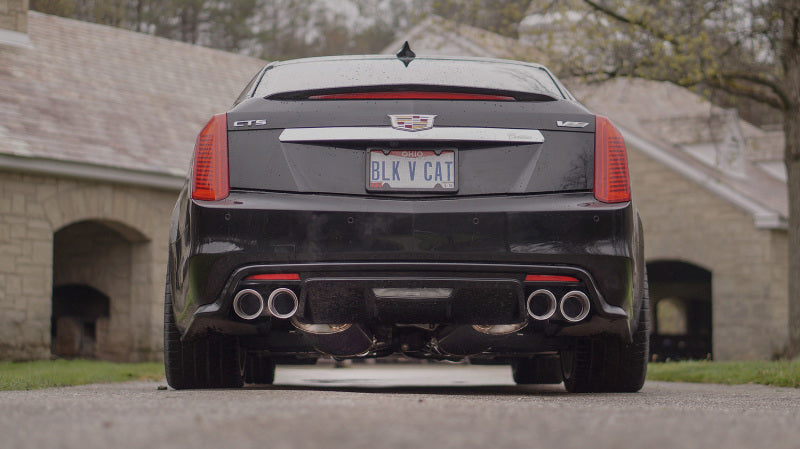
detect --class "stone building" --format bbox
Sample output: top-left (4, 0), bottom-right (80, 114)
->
top-left (385, 18), bottom-right (790, 360)
top-left (0, 2), bottom-right (263, 361)
top-left (0, 4), bottom-right (790, 361)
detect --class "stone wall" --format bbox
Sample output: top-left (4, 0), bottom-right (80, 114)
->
top-left (0, 169), bottom-right (177, 361)
top-left (628, 147), bottom-right (789, 360)
top-left (0, 0), bottom-right (27, 34)
top-left (0, 148), bottom-right (791, 361)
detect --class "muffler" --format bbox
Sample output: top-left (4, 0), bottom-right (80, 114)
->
top-left (526, 289), bottom-right (557, 321)
top-left (473, 322), bottom-right (527, 335)
top-left (267, 288), bottom-right (299, 319)
top-left (233, 289), bottom-right (265, 320)
top-left (291, 318), bottom-right (373, 357)
top-left (560, 291), bottom-right (590, 322)
top-left (435, 325), bottom-right (492, 356)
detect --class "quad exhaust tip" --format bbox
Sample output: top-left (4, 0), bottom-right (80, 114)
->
top-left (527, 289), bottom-right (557, 321)
top-left (560, 291), bottom-right (591, 322)
top-left (233, 288), bottom-right (299, 320)
top-left (267, 288), bottom-right (299, 319)
top-left (233, 289), bottom-right (265, 320)
top-left (526, 289), bottom-right (591, 322)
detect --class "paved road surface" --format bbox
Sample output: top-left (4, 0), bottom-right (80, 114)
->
top-left (1, 364), bottom-right (799, 449)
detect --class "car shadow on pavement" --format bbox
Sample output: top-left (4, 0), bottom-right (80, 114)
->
top-left (241, 384), bottom-right (570, 396)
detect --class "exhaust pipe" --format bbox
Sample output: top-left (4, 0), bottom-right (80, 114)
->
top-left (560, 291), bottom-right (590, 322)
top-left (527, 289), bottom-right (557, 321)
top-left (473, 322), bottom-right (527, 335)
top-left (233, 289), bottom-right (265, 320)
top-left (267, 288), bottom-right (299, 319)
top-left (290, 318), bottom-right (372, 357)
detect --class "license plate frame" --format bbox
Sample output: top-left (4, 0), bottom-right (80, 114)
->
top-left (366, 148), bottom-right (458, 192)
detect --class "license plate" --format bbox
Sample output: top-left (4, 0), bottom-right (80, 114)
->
top-left (367, 149), bottom-right (458, 192)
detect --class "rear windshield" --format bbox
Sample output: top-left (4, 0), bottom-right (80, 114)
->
top-left (252, 57), bottom-right (566, 99)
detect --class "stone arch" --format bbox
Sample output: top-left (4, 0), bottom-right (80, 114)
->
top-left (42, 186), bottom-right (156, 240)
top-left (52, 219), bottom-right (153, 361)
top-left (647, 260), bottom-right (713, 360)
top-left (40, 184), bottom-right (165, 361)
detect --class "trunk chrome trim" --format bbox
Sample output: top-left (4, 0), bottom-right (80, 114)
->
top-left (279, 127), bottom-right (545, 143)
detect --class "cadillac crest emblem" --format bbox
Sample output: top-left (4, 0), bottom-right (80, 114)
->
top-left (389, 114), bottom-right (436, 132)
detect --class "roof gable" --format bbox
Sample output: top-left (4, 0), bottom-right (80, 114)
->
top-left (0, 12), bottom-right (265, 180)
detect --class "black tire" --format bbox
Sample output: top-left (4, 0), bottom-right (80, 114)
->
top-left (561, 275), bottom-right (650, 393)
top-left (164, 276), bottom-right (243, 389)
top-left (511, 355), bottom-right (563, 384)
top-left (244, 353), bottom-right (276, 384)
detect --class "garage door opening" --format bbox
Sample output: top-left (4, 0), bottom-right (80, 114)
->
top-left (51, 285), bottom-right (110, 358)
top-left (648, 261), bottom-right (713, 360)
top-left (51, 219), bottom-right (149, 361)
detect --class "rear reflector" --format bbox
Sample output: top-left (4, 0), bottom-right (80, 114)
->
top-left (245, 273), bottom-right (301, 281)
top-left (308, 91), bottom-right (515, 101)
top-left (525, 275), bottom-right (579, 283)
top-left (191, 113), bottom-right (229, 201)
top-left (594, 116), bottom-right (631, 203)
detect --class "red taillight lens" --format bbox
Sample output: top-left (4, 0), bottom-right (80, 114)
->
top-left (525, 275), bottom-right (579, 282)
top-left (191, 113), bottom-right (229, 201)
top-left (244, 274), bottom-right (301, 281)
top-left (593, 116), bottom-right (631, 203)
top-left (308, 91), bottom-right (515, 101)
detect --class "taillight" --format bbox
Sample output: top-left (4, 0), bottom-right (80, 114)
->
top-left (245, 273), bottom-right (301, 281)
top-left (594, 116), bottom-right (631, 203)
top-left (525, 274), bottom-right (579, 283)
top-left (191, 113), bottom-right (229, 201)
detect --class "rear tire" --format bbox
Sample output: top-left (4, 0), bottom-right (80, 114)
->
top-left (511, 355), bottom-right (563, 384)
top-left (164, 276), bottom-right (243, 389)
top-left (561, 275), bottom-right (650, 393)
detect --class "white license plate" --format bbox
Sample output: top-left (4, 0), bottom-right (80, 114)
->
top-left (367, 149), bottom-right (457, 192)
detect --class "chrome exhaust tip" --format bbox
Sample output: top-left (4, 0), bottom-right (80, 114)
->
top-left (560, 291), bottom-right (590, 322)
top-left (267, 288), bottom-right (299, 319)
top-left (527, 289), bottom-right (557, 321)
top-left (233, 289), bottom-right (265, 320)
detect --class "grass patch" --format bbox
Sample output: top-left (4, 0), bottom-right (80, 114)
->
top-left (3, 359), bottom-right (799, 391)
top-left (647, 359), bottom-right (800, 388)
top-left (0, 359), bottom-right (164, 391)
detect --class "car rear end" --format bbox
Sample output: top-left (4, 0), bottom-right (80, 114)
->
top-left (165, 55), bottom-right (647, 391)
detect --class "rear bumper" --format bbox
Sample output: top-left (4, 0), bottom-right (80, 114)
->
top-left (169, 190), bottom-right (641, 346)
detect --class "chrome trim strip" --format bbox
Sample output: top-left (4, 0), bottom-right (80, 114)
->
top-left (372, 287), bottom-right (453, 299)
top-left (279, 127), bottom-right (545, 143)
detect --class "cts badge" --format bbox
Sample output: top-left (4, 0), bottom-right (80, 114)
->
top-left (233, 119), bottom-right (267, 127)
top-left (389, 114), bottom-right (436, 132)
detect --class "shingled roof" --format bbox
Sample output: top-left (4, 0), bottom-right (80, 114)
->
top-left (573, 79), bottom-right (788, 224)
top-left (383, 17), bottom-right (788, 229)
top-left (0, 12), bottom-right (265, 188)
top-left (384, 15), bottom-right (547, 63)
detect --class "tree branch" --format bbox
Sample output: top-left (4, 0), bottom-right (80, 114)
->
top-left (581, 0), bottom-right (679, 46)
top-left (701, 77), bottom-right (786, 110)
top-left (718, 72), bottom-right (791, 110)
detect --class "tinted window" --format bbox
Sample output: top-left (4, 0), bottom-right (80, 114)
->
top-left (253, 57), bottom-right (565, 99)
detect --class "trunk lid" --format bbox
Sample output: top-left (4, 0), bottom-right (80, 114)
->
top-left (226, 98), bottom-right (595, 197)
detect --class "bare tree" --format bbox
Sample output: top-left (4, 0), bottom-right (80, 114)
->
top-left (431, 0), bottom-right (534, 37)
top-left (531, 0), bottom-right (800, 355)
top-left (30, 0), bottom-right (426, 58)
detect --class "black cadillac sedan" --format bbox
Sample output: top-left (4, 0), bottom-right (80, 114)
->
top-left (164, 46), bottom-right (649, 392)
